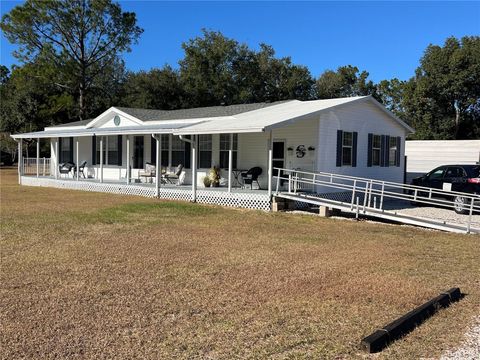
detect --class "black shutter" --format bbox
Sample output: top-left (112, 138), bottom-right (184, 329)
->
top-left (336, 130), bottom-right (343, 167)
top-left (352, 132), bottom-right (358, 167)
top-left (150, 136), bottom-right (156, 164)
top-left (184, 135), bottom-right (191, 169)
top-left (396, 136), bottom-right (401, 167)
top-left (385, 135), bottom-right (390, 167)
top-left (367, 133), bottom-right (373, 167)
top-left (117, 135), bottom-right (122, 166)
top-left (91, 135), bottom-right (96, 165)
top-left (380, 135), bottom-right (385, 167)
top-left (58, 137), bottom-right (63, 163)
top-left (69, 137), bottom-right (74, 163)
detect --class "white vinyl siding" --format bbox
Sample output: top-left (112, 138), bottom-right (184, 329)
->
top-left (317, 100), bottom-right (406, 184)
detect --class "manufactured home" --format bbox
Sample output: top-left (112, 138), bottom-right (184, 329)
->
top-left (12, 96), bottom-right (414, 210)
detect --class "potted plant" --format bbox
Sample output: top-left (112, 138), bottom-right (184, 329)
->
top-left (209, 166), bottom-right (221, 187)
top-left (202, 176), bottom-right (212, 188)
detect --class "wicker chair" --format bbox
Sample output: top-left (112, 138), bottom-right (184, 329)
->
top-left (138, 162), bottom-right (156, 183)
top-left (59, 162), bottom-right (75, 178)
top-left (241, 167), bottom-right (262, 189)
top-left (164, 164), bottom-right (184, 185)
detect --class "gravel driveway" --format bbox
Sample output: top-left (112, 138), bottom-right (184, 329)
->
top-left (441, 316), bottom-right (480, 360)
top-left (381, 199), bottom-right (480, 230)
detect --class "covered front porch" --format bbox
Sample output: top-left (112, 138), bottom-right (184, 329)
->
top-left (12, 104), bottom-right (321, 210)
top-left (15, 129), bottom-right (279, 207)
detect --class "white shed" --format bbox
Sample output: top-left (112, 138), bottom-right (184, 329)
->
top-left (405, 140), bottom-right (480, 183)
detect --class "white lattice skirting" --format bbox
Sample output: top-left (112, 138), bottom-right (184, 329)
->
top-left (20, 176), bottom-right (271, 211)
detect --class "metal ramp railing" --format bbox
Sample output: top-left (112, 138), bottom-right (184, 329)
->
top-left (273, 168), bottom-right (480, 234)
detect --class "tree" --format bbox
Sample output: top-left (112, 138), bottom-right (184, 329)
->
top-left (376, 78), bottom-right (406, 118)
top-left (403, 36), bottom-right (480, 139)
top-left (316, 65), bottom-right (377, 99)
top-left (180, 30), bottom-right (240, 107)
top-left (1, 0), bottom-right (143, 120)
top-left (120, 66), bottom-right (185, 110)
top-left (179, 30), bottom-right (315, 107)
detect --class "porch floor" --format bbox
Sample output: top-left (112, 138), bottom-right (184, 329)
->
top-left (25, 175), bottom-right (268, 194)
top-left (20, 175), bottom-right (271, 211)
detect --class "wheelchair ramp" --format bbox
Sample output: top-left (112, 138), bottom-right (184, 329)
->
top-left (274, 168), bottom-right (480, 234)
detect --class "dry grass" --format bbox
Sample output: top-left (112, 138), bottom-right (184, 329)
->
top-left (1, 168), bottom-right (479, 359)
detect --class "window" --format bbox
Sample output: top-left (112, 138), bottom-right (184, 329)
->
top-left (107, 136), bottom-right (119, 165)
top-left (60, 137), bottom-right (72, 163)
top-left (96, 137), bottom-right (106, 164)
top-left (161, 134), bottom-right (169, 167)
top-left (372, 135), bottom-right (381, 166)
top-left (445, 167), bottom-right (465, 178)
top-left (219, 134), bottom-right (238, 169)
top-left (342, 132), bottom-right (353, 166)
top-left (171, 136), bottom-right (185, 167)
top-left (96, 136), bottom-right (120, 165)
top-left (198, 134), bottom-right (212, 168)
top-left (427, 167), bottom-right (445, 180)
top-left (389, 137), bottom-right (398, 166)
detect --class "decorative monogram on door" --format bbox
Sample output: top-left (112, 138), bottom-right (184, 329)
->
top-left (296, 145), bottom-right (306, 158)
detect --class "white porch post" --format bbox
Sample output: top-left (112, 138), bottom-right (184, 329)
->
top-left (36, 139), bottom-right (40, 178)
top-left (100, 136), bottom-right (104, 183)
top-left (228, 133), bottom-right (233, 193)
top-left (168, 134), bottom-right (172, 169)
top-left (267, 130), bottom-right (273, 199)
top-left (75, 138), bottom-right (79, 181)
top-left (155, 134), bottom-right (161, 197)
top-left (192, 135), bottom-right (197, 202)
top-left (126, 135), bottom-right (130, 184)
top-left (18, 139), bottom-right (22, 184)
top-left (55, 138), bottom-right (59, 179)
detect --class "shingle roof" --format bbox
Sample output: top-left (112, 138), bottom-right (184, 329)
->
top-left (50, 119), bottom-right (92, 128)
top-left (115, 101), bottom-right (288, 121)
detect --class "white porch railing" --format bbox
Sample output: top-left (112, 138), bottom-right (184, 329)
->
top-left (23, 157), bottom-right (51, 176)
top-left (274, 167), bottom-right (480, 234)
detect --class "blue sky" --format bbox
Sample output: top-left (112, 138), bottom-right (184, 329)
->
top-left (1, 1), bottom-right (479, 82)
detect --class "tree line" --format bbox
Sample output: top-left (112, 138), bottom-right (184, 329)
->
top-left (1, 0), bottom-right (479, 143)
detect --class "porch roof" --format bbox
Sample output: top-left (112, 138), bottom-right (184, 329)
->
top-left (11, 122), bottom-right (195, 139)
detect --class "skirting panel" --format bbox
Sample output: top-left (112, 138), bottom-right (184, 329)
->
top-left (20, 177), bottom-right (271, 211)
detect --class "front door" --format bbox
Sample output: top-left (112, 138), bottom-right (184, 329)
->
top-left (272, 140), bottom-right (285, 184)
top-left (133, 136), bottom-right (144, 169)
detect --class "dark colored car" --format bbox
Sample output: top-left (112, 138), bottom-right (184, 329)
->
top-left (410, 165), bottom-right (480, 214)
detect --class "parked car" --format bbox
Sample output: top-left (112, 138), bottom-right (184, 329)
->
top-left (410, 165), bottom-right (480, 214)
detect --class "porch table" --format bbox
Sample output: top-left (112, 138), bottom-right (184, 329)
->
top-left (232, 169), bottom-right (248, 187)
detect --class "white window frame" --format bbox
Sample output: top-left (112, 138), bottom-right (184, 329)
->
top-left (342, 131), bottom-right (353, 166)
top-left (96, 136), bottom-right (120, 166)
top-left (389, 137), bottom-right (398, 167)
top-left (372, 134), bottom-right (381, 167)
top-left (198, 134), bottom-right (212, 169)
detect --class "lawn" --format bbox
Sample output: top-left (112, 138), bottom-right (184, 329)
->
top-left (1, 167), bottom-right (479, 359)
